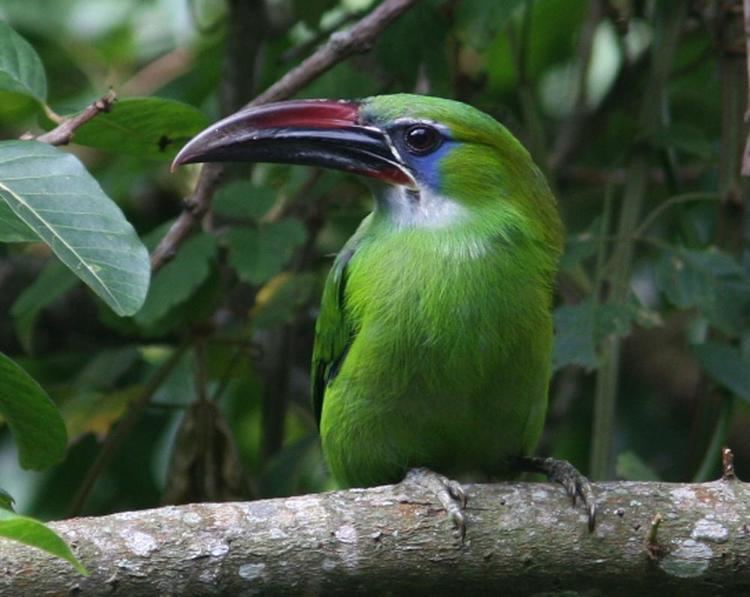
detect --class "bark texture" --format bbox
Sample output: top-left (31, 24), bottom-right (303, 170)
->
top-left (1, 480), bottom-right (749, 596)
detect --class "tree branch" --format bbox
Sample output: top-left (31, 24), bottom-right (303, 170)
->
top-left (150, 0), bottom-right (421, 272)
top-left (28, 90), bottom-right (117, 146)
top-left (2, 480), bottom-right (748, 595)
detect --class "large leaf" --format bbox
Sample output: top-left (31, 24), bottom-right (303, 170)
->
top-left (135, 231), bottom-right (217, 327)
top-left (656, 247), bottom-right (750, 335)
top-left (553, 297), bottom-right (659, 371)
top-left (0, 509), bottom-right (87, 575)
top-left (0, 353), bottom-right (67, 470)
top-left (213, 180), bottom-right (277, 220)
top-left (693, 341), bottom-right (750, 403)
top-left (0, 199), bottom-right (37, 242)
top-left (72, 97), bottom-right (209, 160)
top-left (226, 220), bottom-right (307, 286)
top-left (0, 140), bottom-right (150, 316)
top-left (0, 21), bottom-right (46, 104)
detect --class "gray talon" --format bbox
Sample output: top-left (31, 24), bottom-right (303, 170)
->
top-left (404, 467), bottom-right (468, 540)
top-left (513, 456), bottom-right (597, 531)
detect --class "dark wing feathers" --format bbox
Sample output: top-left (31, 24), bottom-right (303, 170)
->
top-left (311, 239), bottom-right (359, 427)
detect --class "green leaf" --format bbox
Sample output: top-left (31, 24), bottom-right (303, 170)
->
top-left (0, 198), bottom-right (37, 242)
top-left (656, 247), bottom-right (750, 335)
top-left (135, 232), bottom-right (217, 326)
top-left (72, 97), bottom-right (209, 160)
top-left (213, 181), bottom-right (277, 220)
top-left (559, 219), bottom-right (600, 271)
top-left (0, 489), bottom-right (14, 511)
top-left (553, 301), bottom-right (596, 370)
top-left (252, 272), bottom-right (317, 329)
top-left (649, 124), bottom-right (714, 159)
top-left (226, 220), bottom-right (307, 286)
top-left (553, 297), bottom-right (652, 371)
top-left (0, 353), bottom-right (67, 470)
top-left (11, 260), bottom-right (78, 352)
top-left (0, 21), bottom-right (47, 103)
top-left (0, 140), bottom-right (150, 316)
top-left (693, 341), bottom-right (750, 403)
top-left (0, 509), bottom-right (87, 575)
top-left (457, 0), bottom-right (529, 49)
top-left (616, 451), bottom-right (661, 481)
top-left (63, 386), bottom-right (142, 443)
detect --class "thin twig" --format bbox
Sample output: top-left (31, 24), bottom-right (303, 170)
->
top-left (30, 90), bottom-right (117, 146)
top-left (722, 447), bottom-right (737, 480)
top-left (150, 0), bottom-right (421, 273)
top-left (644, 513), bottom-right (664, 560)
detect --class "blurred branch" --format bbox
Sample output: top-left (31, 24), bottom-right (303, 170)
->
top-left (5, 479), bottom-right (750, 594)
top-left (23, 90), bottom-right (116, 146)
top-left (68, 341), bottom-right (191, 517)
top-left (120, 48), bottom-right (194, 97)
top-left (150, 0), bottom-right (421, 272)
top-left (590, 3), bottom-right (688, 481)
top-left (280, 9), bottom-right (367, 63)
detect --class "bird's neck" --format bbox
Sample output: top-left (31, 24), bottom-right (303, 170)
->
top-left (370, 185), bottom-right (472, 231)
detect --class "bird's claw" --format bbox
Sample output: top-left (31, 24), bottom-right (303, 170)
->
top-left (404, 467), bottom-right (468, 540)
top-left (514, 456), bottom-right (597, 531)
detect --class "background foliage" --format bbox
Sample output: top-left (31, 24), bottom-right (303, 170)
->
top-left (0, 0), bottom-right (748, 531)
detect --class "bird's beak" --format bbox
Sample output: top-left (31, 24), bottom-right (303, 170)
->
top-left (172, 99), bottom-right (416, 188)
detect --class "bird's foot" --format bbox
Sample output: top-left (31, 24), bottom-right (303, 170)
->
top-left (403, 467), bottom-right (467, 540)
top-left (513, 456), bottom-right (597, 531)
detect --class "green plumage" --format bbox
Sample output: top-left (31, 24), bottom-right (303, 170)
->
top-left (312, 95), bottom-right (563, 488)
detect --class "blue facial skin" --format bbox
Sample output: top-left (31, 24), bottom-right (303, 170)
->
top-left (400, 140), bottom-right (456, 190)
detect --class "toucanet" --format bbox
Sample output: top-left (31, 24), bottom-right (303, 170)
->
top-left (173, 94), bottom-right (596, 534)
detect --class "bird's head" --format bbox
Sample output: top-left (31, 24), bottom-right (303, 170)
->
top-left (174, 94), bottom-right (562, 250)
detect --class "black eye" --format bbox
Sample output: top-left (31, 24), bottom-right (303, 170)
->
top-left (404, 125), bottom-right (441, 155)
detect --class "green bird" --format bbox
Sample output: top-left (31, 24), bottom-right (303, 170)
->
top-left (174, 94), bottom-right (595, 534)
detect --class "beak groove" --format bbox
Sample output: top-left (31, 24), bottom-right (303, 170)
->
top-left (172, 99), bottom-right (416, 188)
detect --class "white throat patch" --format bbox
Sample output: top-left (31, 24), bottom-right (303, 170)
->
top-left (381, 186), bottom-right (469, 230)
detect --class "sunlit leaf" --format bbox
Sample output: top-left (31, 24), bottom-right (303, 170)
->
top-left (0, 509), bottom-right (87, 575)
top-left (0, 140), bottom-right (150, 316)
top-left (62, 386), bottom-right (142, 442)
top-left (0, 353), bottom-right (67, 470)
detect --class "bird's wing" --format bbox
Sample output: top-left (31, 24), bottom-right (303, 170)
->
top-left (311, 220), bottom-right (369, 427)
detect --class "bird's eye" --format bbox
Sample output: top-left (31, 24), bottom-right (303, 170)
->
top-left (404, 125), bottom-right (441, 155)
